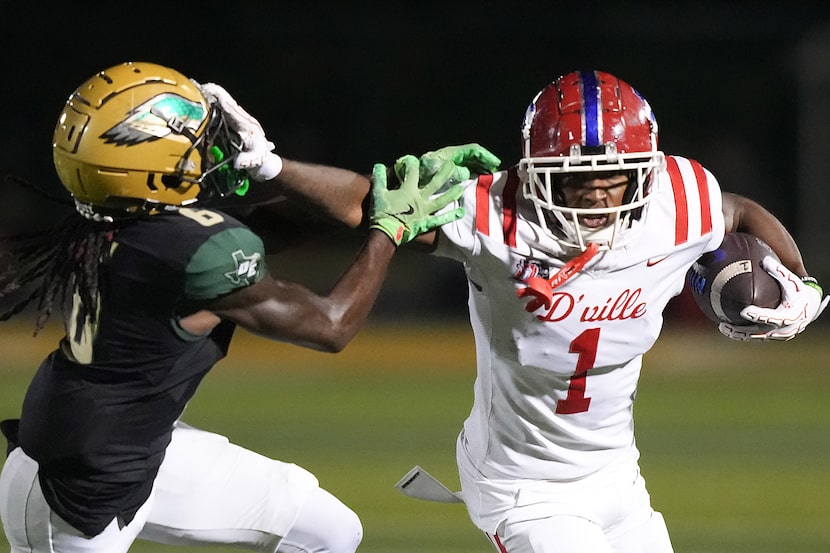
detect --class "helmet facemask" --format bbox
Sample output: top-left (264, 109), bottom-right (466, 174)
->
top-left (522, 145), bottom-right (664, 251)
top-left (178, 105), bottom-right (251, 202)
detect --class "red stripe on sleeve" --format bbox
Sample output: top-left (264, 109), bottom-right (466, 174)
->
top-left (665, 156), bottom-right (689, 245)
top-left (690, 159), bottom-right (712, 235)
top-left (502, 171), bottom-right (519, 247)
top-left (475, 174), bottom-right (494, 236)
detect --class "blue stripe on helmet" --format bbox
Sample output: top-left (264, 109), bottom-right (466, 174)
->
top-left (580, 70), bottom-right (600, 147)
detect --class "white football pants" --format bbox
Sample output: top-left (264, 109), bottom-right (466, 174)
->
top-left (459, 444), bottom-right (673, 553)
top-left (0, 422), bottom-right (362, 553)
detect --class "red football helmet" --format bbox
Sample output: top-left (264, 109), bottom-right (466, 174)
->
top-left (519, 70), bottom-right (665, 251)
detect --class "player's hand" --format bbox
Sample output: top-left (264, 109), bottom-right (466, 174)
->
top-left (718, 256), bottom-right (829, 341)
top-left (370, 156), bottom-right (465, 246)
top-left (195, 81), bottom-right (283, 181)
top-left (411, 143), bottom-right (501, 186)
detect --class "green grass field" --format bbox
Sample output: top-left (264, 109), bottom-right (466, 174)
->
top-left (2, 321), bottom-right (829, 552)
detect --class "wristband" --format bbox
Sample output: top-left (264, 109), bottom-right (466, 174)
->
top-left (370, 220), bottom-right (404, 247)
top-left (250, 152), bottom-right (283, 181)
top-left (801, 276), bottom-right (823, 296)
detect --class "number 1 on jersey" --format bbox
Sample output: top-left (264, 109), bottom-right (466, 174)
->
top-left (556, 328), bottom-right (600, 415)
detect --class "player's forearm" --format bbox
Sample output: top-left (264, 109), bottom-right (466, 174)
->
top-left (722, 192), bottom-right (808, 277)
top-left (272, 159), bottom-right (371, 229)
top-left (261, 230), bottom-right (395, 353)
top-left (318, 230), bottom-right (396, 350)
top-left (207, 231), bottom-right (395, 353)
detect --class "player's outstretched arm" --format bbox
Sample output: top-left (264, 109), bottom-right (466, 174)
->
top-left (196, 158), bottom-right (465, 353)
top-left (201, 230), bottom-right (395, 353)
top-left (196, 81), bottom-right (497, 244)
top-left (275, 160), bottom-right (371, 230)
top-left (193, 80), bottom-right (370, 228)
top-left (269, 143), bottom-right (498, 236)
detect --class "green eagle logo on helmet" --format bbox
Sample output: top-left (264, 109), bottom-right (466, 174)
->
top-left (101, 93), bottom-right (206, 146)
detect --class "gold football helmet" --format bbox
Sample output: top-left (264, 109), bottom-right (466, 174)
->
top-left (53, 61), bottom-right (248, 219)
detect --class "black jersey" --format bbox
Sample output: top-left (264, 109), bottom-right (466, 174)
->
top-left (17, 208), bottom-right (267, 537)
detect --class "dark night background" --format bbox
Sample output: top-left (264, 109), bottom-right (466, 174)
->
top-left (2, 1), bottom-right (830, 321)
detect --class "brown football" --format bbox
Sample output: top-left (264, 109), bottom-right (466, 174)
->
top-left (686, 232), bottom-right (782, 325)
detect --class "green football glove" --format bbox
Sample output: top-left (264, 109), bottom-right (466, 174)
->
top-left (410, 143), bottom-right (501, 185)
top-left (370, 155), bottom-right (465, 246)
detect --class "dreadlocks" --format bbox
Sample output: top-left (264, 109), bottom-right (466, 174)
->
top-left (0, 216), bottom-right (115, 335)
top-left (0, 174), bottom-right (116, 335)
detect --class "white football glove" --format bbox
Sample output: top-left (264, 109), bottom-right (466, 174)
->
top-left (718, 256), bottom-right (829, 341)
top-left (195, 81), bottom-right (283, 181)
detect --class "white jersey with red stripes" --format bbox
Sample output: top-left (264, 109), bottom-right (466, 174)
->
top-left (434, 156), bottom-right (724, 488)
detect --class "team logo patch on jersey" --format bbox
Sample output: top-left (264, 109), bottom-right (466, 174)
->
top-left (225, 250), bottom-right (262, 285)
top-left (512, 258), bottom-right (551, 282)
top-left (100, 93), bottom-right (206, 146)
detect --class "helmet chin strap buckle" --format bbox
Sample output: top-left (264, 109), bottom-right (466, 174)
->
top-left (148, 104), bottom-right (200, 144)
top-left (74, 200), bottom-right (115, 223)
top-left (165, 114), bottom-right (187, 133)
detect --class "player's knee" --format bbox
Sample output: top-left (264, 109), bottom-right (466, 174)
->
top-left (280, 488), bottom-right (362, 553)
top-left (528, 517), bottom-right (609, 553)
top-left (613, 511), bottom-right (672, 553)
top-left (501, 515), bottom-right (612, 553)
top-left (327, 503), bottom-right (362, 553)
